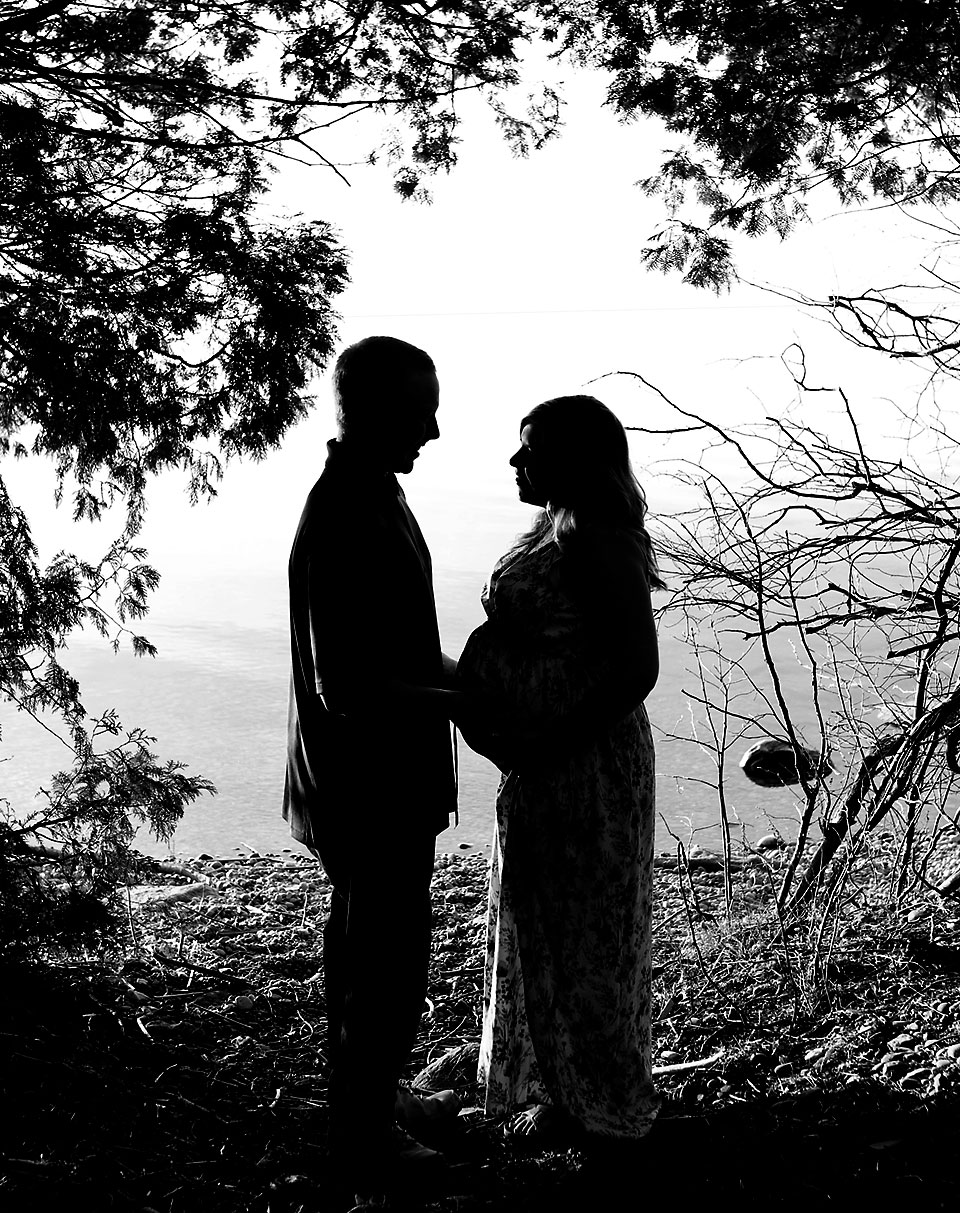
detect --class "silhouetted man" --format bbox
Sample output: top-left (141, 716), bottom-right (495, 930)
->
top-left (283, 336), bottom-right (464, 1181)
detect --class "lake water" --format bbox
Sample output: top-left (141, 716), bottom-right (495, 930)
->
top-left (1, 492), bottom-right (816, 860)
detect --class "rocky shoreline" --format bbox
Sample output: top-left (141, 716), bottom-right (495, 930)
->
top-left (3, 838), bottom-right (960, 1210)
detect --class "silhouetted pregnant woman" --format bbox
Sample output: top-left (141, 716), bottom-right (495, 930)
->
top-left (457, 394), bottom-right (664, 1142)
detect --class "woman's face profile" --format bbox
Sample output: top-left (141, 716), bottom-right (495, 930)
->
top-left (510, 422), bottom-right (550, 506)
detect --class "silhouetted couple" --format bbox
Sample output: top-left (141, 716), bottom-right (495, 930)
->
top-left (283, 336), bottom-right (662, 1187)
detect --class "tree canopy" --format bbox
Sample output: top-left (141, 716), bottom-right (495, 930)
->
top-left (535, 2), bottom-right (951, 291)
top-left (5, 0), bottom-right (960, 520)
top-left (0, 0), bottom-right (565, 518)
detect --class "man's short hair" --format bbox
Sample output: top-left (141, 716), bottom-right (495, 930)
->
top-left (333, 336), bottom-right (435, 432)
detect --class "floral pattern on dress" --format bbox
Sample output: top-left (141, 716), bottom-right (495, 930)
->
top-left (458, 540), bottom-right (660, 1139)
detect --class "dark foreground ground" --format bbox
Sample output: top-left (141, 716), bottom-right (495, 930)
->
top-left (3, 839), bottom-right (960, 1211)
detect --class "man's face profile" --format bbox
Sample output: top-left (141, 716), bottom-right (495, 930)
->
top-left (379, 369), bottom-right (441, 474)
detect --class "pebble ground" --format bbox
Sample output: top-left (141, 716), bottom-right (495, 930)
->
top-left (3, 836), bottom-right (960, 1210)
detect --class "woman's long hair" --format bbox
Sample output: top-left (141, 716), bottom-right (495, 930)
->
top-left (510, 394), bottom-right (665, 590)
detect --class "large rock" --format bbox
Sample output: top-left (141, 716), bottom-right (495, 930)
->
top-left (740, 738), bottom-right (830, 787)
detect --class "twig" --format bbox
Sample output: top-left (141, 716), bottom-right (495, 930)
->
top-left (151, 949), bottom-right (249, 988)
top-left (653, 1050), bottom-right (724, 1075)
top-left (173, 1092), bottom-right (234, 1123)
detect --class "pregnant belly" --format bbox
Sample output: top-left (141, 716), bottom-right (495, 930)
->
top-left (457, 619), bottom-right (586, 723)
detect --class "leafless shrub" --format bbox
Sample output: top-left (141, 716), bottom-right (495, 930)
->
top-left (605, 362), bottom-right (960, 919)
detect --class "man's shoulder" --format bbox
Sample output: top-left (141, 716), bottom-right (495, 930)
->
top-left (298, 465), bottom-right (364, 522)
top-left (292, 467), bottom-right (403, 557)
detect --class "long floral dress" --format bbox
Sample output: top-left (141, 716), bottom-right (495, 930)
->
top-left (457, 537), bottom-right (659, 1139)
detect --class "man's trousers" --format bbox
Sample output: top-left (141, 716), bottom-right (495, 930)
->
top-left (313, 822), bottom-right (437, 1144)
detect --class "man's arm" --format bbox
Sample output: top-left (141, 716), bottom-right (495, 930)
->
top-left (320, 675), bottom-right (463, 719)
top-left (304, 545), bottom-right (478, 723)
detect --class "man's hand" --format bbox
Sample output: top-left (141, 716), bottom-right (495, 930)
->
top-left (440, 652), bottom-right (458, 686)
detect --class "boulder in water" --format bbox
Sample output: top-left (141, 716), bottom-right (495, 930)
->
top-left (756, 833), bottom-right (785, 851)
top-left (740, 739), bottom-right (831, 787)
